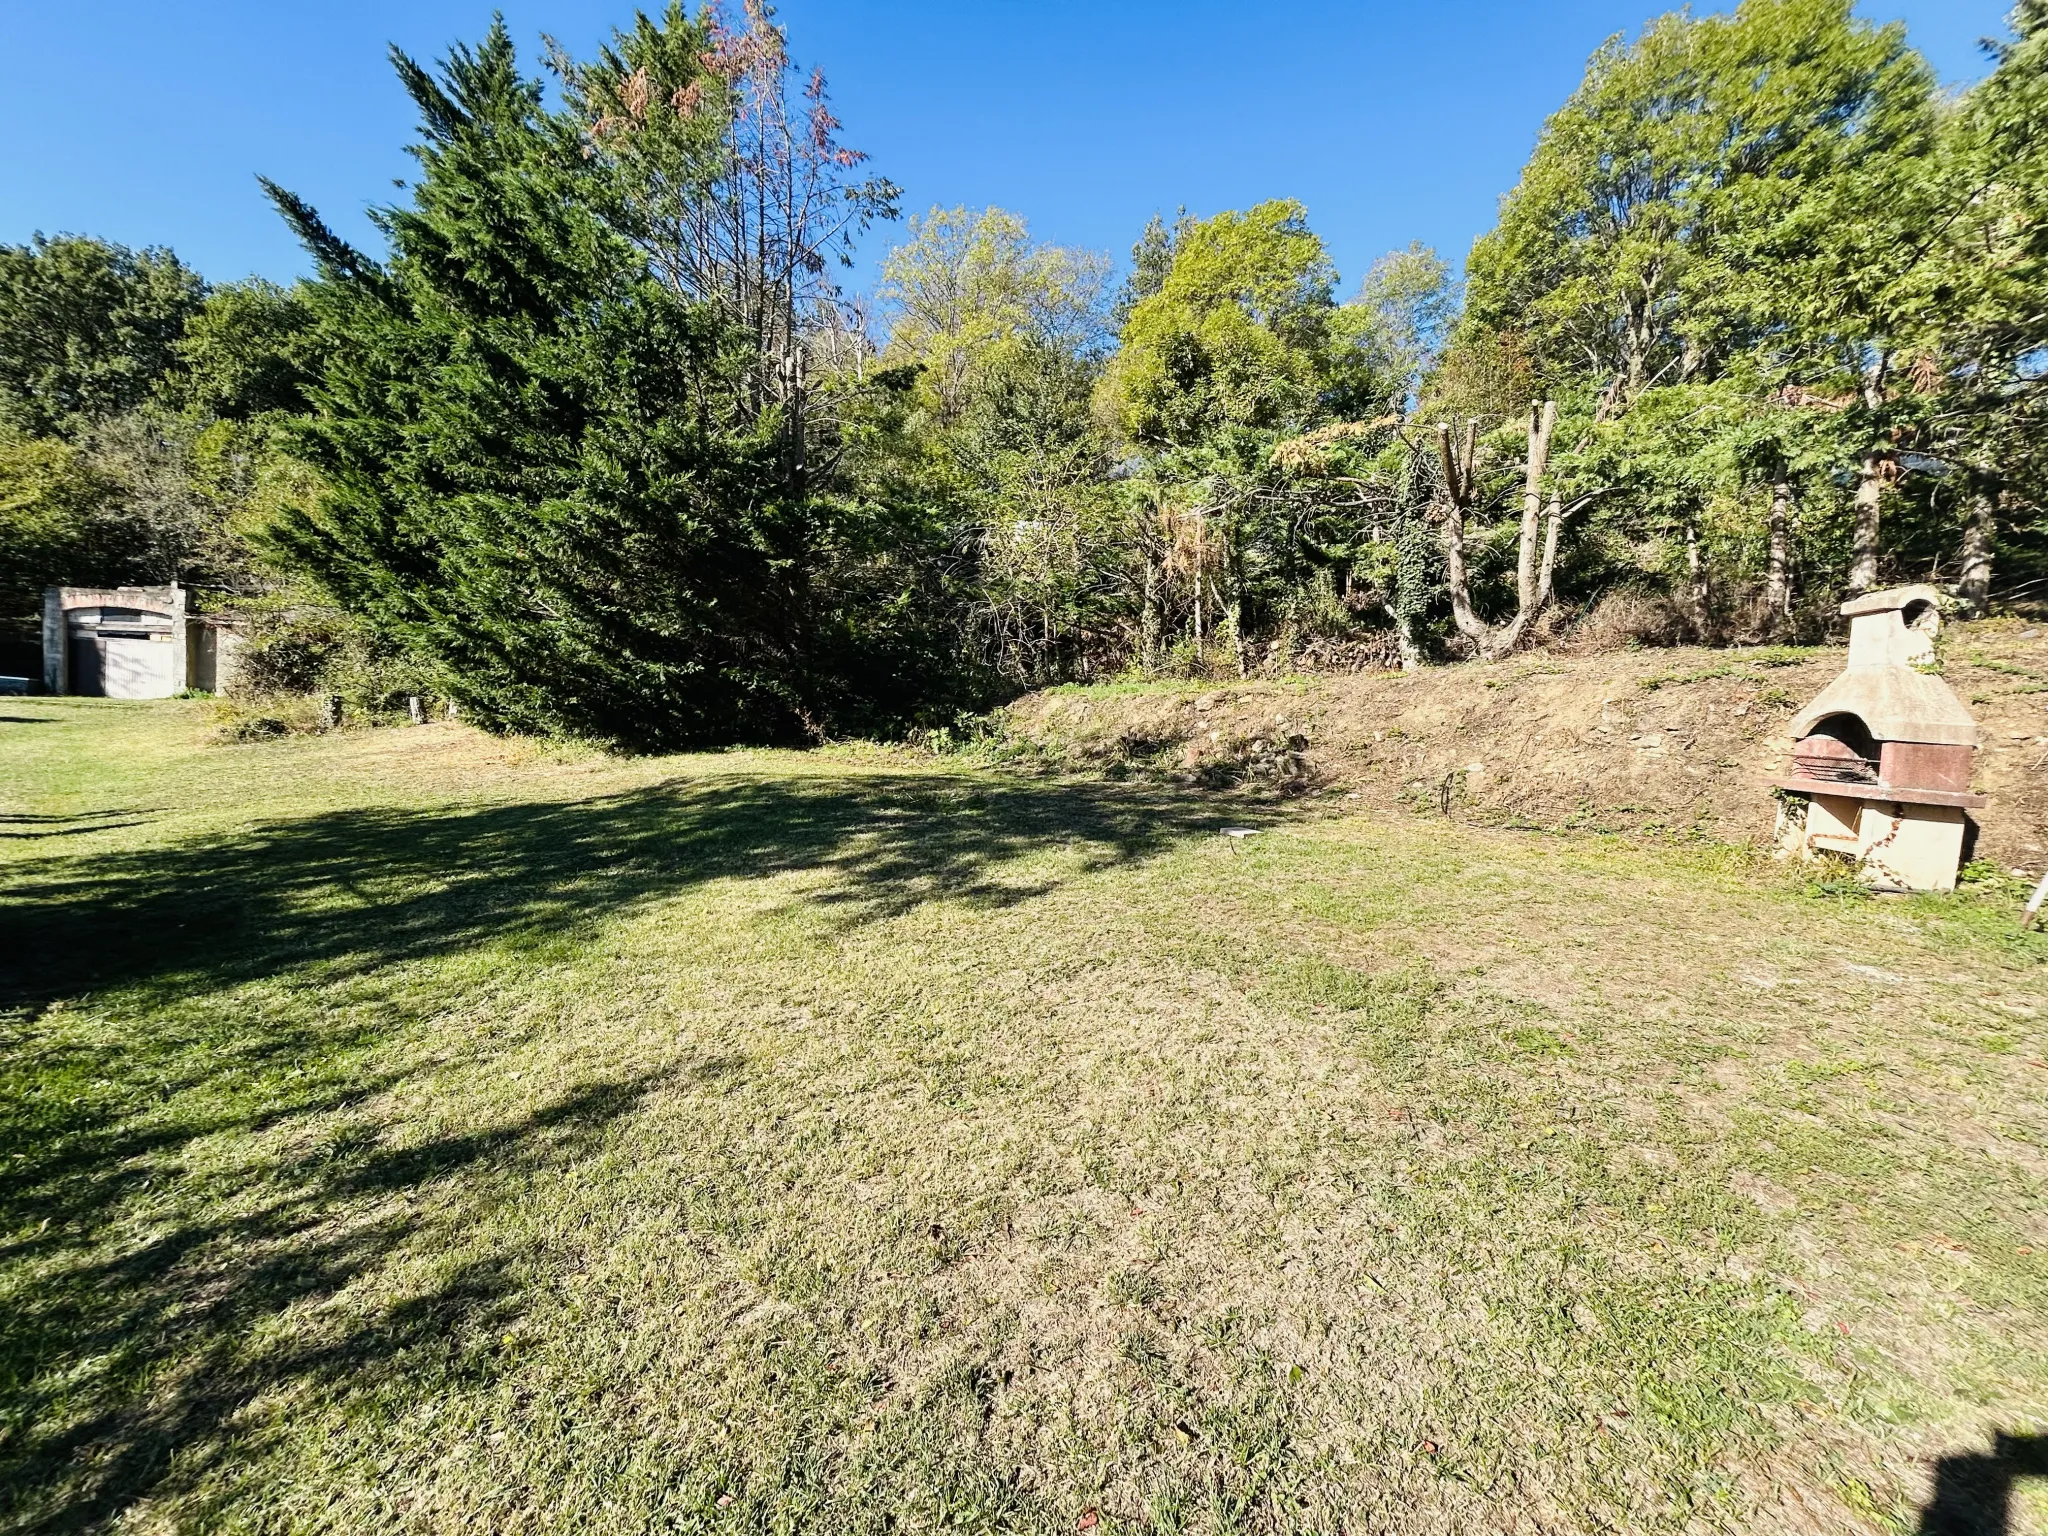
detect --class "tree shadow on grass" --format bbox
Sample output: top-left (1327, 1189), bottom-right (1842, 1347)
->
top-left (0, 767), bottom-right (1259, 1530)
top-left (0, 810), bottom-right (155, 840)
top-left (1, 770), bottom-right (1248, 1250)
top-left (0, 1066), bottom-right (685, 1534)
top-left (1, 770), bottom-right (1249, 1016)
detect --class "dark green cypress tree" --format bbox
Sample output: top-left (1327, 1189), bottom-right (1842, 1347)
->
top-left (261, 23), bottom-right (865, 747)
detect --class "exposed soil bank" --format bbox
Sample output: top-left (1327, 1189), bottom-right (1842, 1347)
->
top-left (1000, 617), bottom-right (2048, 871)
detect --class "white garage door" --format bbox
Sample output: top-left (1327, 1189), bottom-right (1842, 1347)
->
top-left (97, 634), bottom-right (179, 698)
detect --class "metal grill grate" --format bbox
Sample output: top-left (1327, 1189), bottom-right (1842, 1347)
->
top-left (1792, 744), bottom-right (1879, 784)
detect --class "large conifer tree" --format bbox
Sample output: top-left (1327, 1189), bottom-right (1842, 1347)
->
top-left (264, 20), bottom-right (960, 748)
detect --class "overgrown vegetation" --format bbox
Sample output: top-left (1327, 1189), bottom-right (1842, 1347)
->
top-left (5, 0), bottom-right (2044, 737)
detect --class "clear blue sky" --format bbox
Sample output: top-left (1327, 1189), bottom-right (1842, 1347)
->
top-left (0, 0), bottom-right (2016, 298)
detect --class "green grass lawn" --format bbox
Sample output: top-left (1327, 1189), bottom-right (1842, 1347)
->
top-left (2, 697), bottom-right (2044, 1534)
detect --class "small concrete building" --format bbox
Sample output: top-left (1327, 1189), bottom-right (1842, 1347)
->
top-left (41, 584), bottom-right (244, 698)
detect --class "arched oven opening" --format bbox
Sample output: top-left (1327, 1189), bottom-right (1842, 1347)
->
top-left (1792, 712), bottom-right (1880, 786)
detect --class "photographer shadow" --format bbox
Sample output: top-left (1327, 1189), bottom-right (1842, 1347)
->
top-left (1920, 1434), bottom-right (2048, 1535)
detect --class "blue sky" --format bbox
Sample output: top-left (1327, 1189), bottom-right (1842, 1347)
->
top-left (0, 0), bottom-right (2015, 298)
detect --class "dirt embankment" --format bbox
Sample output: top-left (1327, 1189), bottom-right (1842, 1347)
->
top-left (999, 617), bottom-right (2048, 871)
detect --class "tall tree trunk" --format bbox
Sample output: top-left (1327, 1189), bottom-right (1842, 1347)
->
top-left (1440, 490), bottom-right (1485, 644)
top-left (1848, 354), bottom-right (1890, 596)
top-left (1958, 488), bottom-right (1996, 616)
top-left (1684, 513), bottom-right (1711, 642)
top-left (1140, 556), bottom-right (1160, 670)
top-left (1536, 494), bottom-right (1565, 608)
top-left (1848, 455), bottom-right (1885, 595)
top-left (1762, 479), bottom-right (1792, 636)
top-left (1229, 539), bottom-right (1247, 677)
top-left (783, 345), bottom-right (808, 499)
top-left (1485, 403), bottom-right (1559, 658)
top-left (1619, 290), bottom-right (1655, 411)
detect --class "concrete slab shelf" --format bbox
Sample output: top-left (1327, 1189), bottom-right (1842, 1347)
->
top-left (1771, 777), bottom-right (1987, 810)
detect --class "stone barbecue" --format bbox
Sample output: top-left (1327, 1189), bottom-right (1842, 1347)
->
top-left (1772, 585), bottom-right (1984, 892)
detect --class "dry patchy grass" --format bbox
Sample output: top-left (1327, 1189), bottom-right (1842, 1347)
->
top-left (1, 698), bottom-right (2044, 1534)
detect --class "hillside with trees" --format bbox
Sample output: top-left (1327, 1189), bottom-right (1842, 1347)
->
top-left (3, 0), bottom-right (2042, 745)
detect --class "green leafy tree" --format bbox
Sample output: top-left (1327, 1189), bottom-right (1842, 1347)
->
top-left (0, 236), bottom-right (205, 438)
top-left (1457, 0), bottom-right (1938, 622)
top-left (0, 242), bottom-right (280, 638)
top-left (1354, 243), bottom-right (1457, 410)
top-left (1101, 199), bottom-right (1377, 454)
top-left (0, 241), bottom-right (317, 644)
top-left (0, 408), bottom-right (261, 644)
top-left (879, 206), bottom-right (1110, 422)
top-left (1098, 202), bottom-right (1400, 670)
top-left (168, 280), bottom-right (321, 421)
top-left (81, 410), bottom-right (249, 587)
top-left (1573, 373), bottom-right (1849, 640)
top-left (1110, 208), bottom-right (1194, 330)
top-left (1465, 0), bottom-right (1931, 415)
top-left (0, 434), bottom-right (122, 636)
top-left (1914, 0), bottom-right (2048, 610)
top-left (862, 207), bottom-right (1118, 681)
top-left (949, 341), bottom-right (1121, 680)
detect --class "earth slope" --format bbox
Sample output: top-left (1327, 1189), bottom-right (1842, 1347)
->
top-left (1001, 618), bottom-right (2048, 872)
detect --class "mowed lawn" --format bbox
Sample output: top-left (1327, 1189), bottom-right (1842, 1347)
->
top-left (2, 698), bottom-right (2044, 1535)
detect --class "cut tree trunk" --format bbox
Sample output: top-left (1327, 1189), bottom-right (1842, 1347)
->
top-left (1438, 403), bottom-right (1567, 661)
top-left (1437, 417), bottom-right (1487, 647)
top-left (1487, 402), bottom-right (1561, 657)
top-left (1958, 490), bottom-right (1995, 616)
top-left (1393, 612), bottom-right (1422, 672)
top-left (1514, 401), bottom-right (1557, 616)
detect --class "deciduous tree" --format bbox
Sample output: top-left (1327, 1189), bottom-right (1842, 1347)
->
top-left (0, 236), bottom-right (204, 438)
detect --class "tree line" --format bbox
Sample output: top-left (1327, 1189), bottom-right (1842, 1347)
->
top-left (3, 0), bottom-right (2041, 746)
